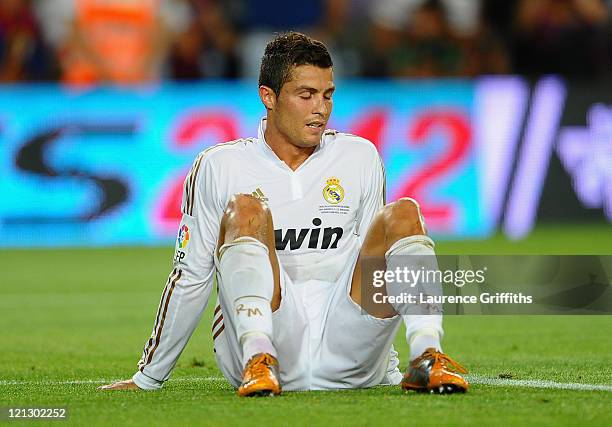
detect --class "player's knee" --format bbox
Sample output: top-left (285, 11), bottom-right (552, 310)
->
top-left (223, 193), bottom-right (270, 235)
top-left (382, 197), bottom-right (426, 238)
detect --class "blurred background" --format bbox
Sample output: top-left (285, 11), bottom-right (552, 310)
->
top-left (0, 0), bottom-right (611, 247)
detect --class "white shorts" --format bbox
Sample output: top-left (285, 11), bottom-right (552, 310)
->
top-left (212, 250), bottom-right (403, 391)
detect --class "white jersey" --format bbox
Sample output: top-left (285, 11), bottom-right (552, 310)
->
top-left (133, 118), bottom-right (387, 390)
top-left (177, 117), bottom-right (385, 287)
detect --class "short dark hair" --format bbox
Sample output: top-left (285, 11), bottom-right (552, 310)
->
top-left (259, 32), bottom-right (333, 96)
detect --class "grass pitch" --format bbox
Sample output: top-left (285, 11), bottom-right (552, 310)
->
top-left (1, 224), bottom-right (611, 426)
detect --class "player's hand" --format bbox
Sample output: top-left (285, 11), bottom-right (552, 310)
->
top-left (97, 379), bottom-right (141, 391)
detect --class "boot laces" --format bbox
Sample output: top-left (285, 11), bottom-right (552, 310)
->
top-left (246, 354), bottom-right (276, 379)
top-left (431, 350), bottom-right (468, 374)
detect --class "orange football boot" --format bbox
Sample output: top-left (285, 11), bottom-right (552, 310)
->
top-left (401, 348), bottom-right (469, 394)
top-left (237, 353), bottom-right (282, 397)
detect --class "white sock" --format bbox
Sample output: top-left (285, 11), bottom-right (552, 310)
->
top-left (409, 331), bottom-right (442, 360)
top-left (241, 332), bottom-right (277, 366)
top-left (218, 237), bottom-right (276, 366)
top-left (384, 235), bottom-right (444, 316)
top-left (384, 235), bottom-right (445, 360)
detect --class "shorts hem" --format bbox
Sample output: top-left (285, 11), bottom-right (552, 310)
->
top-left (345, 292), bottom-right (399, 326)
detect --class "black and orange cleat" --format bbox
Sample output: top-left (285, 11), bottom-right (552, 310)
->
top-left (401, 348), bottom-right (469, 394)
top-left (237, 353), bottom-right (282, 397)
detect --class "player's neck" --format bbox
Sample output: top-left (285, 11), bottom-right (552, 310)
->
top-left (264, 126), bottom-right (316, 171)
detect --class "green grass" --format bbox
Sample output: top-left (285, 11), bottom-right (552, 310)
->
top-left (1, 224), bottom-right (611, 426)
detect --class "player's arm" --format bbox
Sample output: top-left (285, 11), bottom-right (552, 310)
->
top-left (99, 152), bottom-right (224, 390)
top-left (355, 146), bottom-right (386, 242)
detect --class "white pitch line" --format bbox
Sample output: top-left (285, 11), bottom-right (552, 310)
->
top-left (0, 377), bottom-right (224, 386)
top-left (467, 375), bottom-right (612, 392)
top-left (1, 376), bottom-right (611, 392)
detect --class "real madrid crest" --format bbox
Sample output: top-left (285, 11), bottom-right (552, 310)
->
top-left (323, 177), bottom-right (345, 205)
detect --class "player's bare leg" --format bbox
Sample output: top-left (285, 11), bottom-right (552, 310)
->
top-left (217, 193), bottom-right (281, 396)
top-left (98, 194), bottom-right (282, 394)
top-left (350, 197), bottom-right (427, 318)
top-left (350, 197), bottom-right (468, 394)
top-left (217, 193), bottom-right (282, 310)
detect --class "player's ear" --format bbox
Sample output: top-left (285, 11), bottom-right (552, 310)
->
top-left (259, 85), bottom-right (276, 110)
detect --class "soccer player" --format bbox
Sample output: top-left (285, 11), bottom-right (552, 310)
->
top-left (100, 32), bottom-right (468, 396)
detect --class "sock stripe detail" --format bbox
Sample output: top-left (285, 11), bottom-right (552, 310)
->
top-left (212, 302), bottom-right (224, 340)
top-left (212, 314), bottom-right (224, 330)
top-left (212, 324), bottom-right (225, 340)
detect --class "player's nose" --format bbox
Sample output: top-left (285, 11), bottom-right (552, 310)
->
top-left (312, 95), bottom-right (329, 117)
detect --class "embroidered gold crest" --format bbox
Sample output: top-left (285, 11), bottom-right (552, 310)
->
top-left (323, 177), bottom-right (345, 205)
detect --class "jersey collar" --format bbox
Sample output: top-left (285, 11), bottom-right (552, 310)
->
top-left (256, 117), bottom-right (326, 166)
top-left (256, 118), bottom-right (283, 164)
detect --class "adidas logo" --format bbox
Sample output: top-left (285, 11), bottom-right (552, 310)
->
top-left (251, 187), bottom-right (269, 202)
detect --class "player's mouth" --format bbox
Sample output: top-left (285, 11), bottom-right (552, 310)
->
top-left (306, 121), bottom-right (325, 132)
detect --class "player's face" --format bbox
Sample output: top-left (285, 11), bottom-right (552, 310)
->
top-left (274, 65), bottom-right (335, 148)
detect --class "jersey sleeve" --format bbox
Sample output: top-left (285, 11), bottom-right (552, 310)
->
top-left (132, 151), bottom-right (224, 390)
top-left (355, 146), bottom-right (386, 244)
